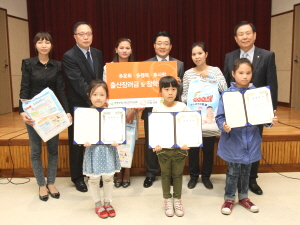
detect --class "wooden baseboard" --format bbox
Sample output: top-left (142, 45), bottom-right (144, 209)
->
top-left (277, 102), bottom-right (290, 107)
top-left (1, 164), bottom-right (299, 178)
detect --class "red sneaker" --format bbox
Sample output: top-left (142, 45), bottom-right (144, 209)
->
top-left (95, 206), bottom-right (108, 218)
top-left (221, 200), bottom-right (234, 215)
top-left (239, 198), bottom-right (259, 213)
top-left (105, 205), bottom-right (116, 217)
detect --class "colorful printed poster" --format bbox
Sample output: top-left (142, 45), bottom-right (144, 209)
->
top-left (106, 61), bottom-right (177, 108)
top-left (21, 87), bottom-right (71, 142)
top-left (116, 121), bottom-right (136, 168)
top-left (187, 74), bottom-right (220, 133)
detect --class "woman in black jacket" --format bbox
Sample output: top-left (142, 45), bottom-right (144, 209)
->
top-left (19, 32), bottom-right (72, 201)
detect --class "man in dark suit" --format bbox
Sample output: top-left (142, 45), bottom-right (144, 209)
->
top-left (62, 22), bottom-right (104, 192)
top-left (223, 21), bottom-right (278, 195)
top-left (142, 31), bottom-right (184, 188)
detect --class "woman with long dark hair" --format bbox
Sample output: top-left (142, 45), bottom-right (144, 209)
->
top-left (103, 38), bottom-right (140, 188)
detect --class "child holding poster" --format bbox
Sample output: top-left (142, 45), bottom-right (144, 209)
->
top-left (215, 58), bottom-right (278, 215)
top-left (83, 79), bottom-right (121, 219)
top-left (152, 76), bottom-right (190, 217)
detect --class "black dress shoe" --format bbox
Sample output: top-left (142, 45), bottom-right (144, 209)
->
top-left (114, 180), bottom-right (122, 188)
top-left (249, 183), bottom-right (263, 195)
top-left (187, 178), bottom-right (198, 189)
top-left (143, 177), bottom-right (155, 188)
top-left (39, 187), bottom-right (49, 202)
top-left (202, 178), bottom-right (213, 189)
top-left (46, 185), bottom-right (60, 199)
top-left (122, 181), bottom-right (130, 188)
top-left (75, 180), bottom-right (88, 192)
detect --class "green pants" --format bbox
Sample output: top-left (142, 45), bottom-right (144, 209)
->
top-left (156, 148), bottom-right (188, 199)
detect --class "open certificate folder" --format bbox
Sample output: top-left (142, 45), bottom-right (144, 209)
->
top-left (222, 86), bottom-right (274, 128)
top-left (148, 111), bottom-right (203, 149)
top-left (74, 107), bottom-right (126, 144)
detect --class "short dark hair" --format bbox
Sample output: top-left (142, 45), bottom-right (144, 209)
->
top-left (153, 31), bottom-right (173, 44)
top-left (234, 21), bottom-right (256, 36)
top-left (88, 79), bottom-right (109, 100)
top-left (207, 106), bottom-right (213, 109)
top-left (113, 38), bottom-right (134, 62)
top-left (33, 31), bottom-right (53, 55)
top-left (191, 42), bottom-right (207, 54)
top-left (159, 76), bottom-right (179, 91)
top-left (232, 58), bottom-right (253, 73)
top-left (73, 22), bottom-right (92, 34)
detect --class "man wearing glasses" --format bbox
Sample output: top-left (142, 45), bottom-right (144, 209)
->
top-left (142, 31), bottom-right (184, 188)
top-left (63, 22), bottom-right (104, 192)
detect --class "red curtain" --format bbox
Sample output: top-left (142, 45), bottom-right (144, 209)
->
top-left (27, 0), bottom-right (272, 71)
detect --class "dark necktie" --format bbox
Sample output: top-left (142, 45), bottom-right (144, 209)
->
top-left (86, 51), bottom-right (94, 72)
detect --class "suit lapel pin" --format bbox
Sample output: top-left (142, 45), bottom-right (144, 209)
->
top-left (257, 56), bottom-right (260, 58)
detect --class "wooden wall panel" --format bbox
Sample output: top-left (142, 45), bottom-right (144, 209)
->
top-left (271, 12), bottom-right (293, 103)
top-left (7, 16), bottom-right (30, 108)
top-left (1, 141), bottom-right (300, 177)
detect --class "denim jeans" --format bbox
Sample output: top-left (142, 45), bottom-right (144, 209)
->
top-left (157, 148), bottom-right (188, 199)
top-left (26, 124), bottom-right (59, 187)
top-left (224, 161), bottom-right (252, 201)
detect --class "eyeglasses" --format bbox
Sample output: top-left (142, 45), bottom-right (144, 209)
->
top-left (75, 32), bottom-right (93, 37)
top-left (155, 42), bottom-right (170, 47)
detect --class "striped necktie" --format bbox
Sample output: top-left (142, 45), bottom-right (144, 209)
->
top-left (242, 52), bottom-right (249, 59)
top-left (86, 51), bottom-right (94, 72)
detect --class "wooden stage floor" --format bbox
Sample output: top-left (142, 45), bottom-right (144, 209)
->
top-left (0, 106), bottom-right (300, 177)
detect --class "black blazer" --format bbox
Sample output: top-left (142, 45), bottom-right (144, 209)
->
top-left (223, 47), bottom-right (278, 109)
top-left (141, 56), bottom-right (185, 120)
top-left (19, 57), bottom-right (69, 113)
top-left (62, 45), bottom-right (104, 106)
top-left (145, 56), bottom-right (185, 80)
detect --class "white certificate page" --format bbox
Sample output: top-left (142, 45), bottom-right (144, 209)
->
top-left (175, 111), bottom-right (203, 147)
top-left (223, 91), bottom-right (247, 128)
top-left (100, 108), bottom-right (126, 144)
top-left (244, 87), bottom-right (274, 125)
top-left (148, 112), bottom-right (175, 148)
top-left (74, 107), bottom-right (100, 144)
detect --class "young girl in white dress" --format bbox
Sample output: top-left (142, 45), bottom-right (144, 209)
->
top-left (83, 79), bottom-right (121, 219)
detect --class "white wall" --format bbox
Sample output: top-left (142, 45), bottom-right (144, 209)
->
top-left (271, 0), bottom-right (300, 103)
top-left (0, 0), bottom-right (29, 108)
top-left (272, 0), bottom-right (300, 15)
top-left (0, 0), bottom-right (27, 19)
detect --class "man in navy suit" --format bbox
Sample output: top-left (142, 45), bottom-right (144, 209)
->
top-left (63, 22), bottom-right (104, 192)
top-left (223, 21), bottom-right (278, 195)
top-left (142, 31), bottom-right (184, 188)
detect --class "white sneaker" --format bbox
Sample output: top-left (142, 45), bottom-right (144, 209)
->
top-left (164, 198), bottom-right (174, 217)
top-left (174, 198), bottom-right (184, 217)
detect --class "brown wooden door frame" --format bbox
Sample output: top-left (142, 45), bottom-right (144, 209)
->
top-left (290, 3), bottom-right (300, 109)
top-left (0, 7), bottom-right (13, 114)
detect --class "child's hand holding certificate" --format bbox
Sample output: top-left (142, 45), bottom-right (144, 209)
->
top-left (148, 111), bottom-right (203, 149)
